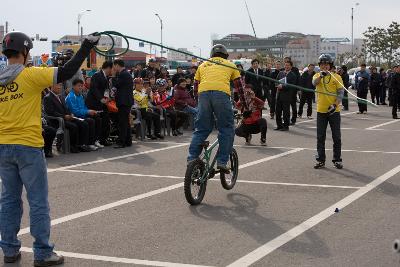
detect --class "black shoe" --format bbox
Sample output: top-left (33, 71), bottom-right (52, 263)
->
top-left (70, 146), bottom-right (80, 153)
top-left (4, 252), bottom-right (21, 263)
top-left (245, 134), bottom-right (252, 145)
top-left (290, 122), bottom-right (296, 126)
top-left (114, 144), bottom-right (126, 149)
top-left (274, 127), bottom-right (283, 131)
top-left (33, 252), bottom-right (64, 267)
top-left (176, 129), bottom-right (183, 135)
top-left (260, 138), bottom-right (267, 146)
top-left (393, 116), bottom-right (399, 119)
top-left (172, 130), bottom-right (178, 136)
top-left (333, 161), bottom-right (343, 169)
top-left (147, 134), bottom-right (157, 140)
top-left (155, 133), bottom-right (164, 139)
top-left (280, 127), bottom-right (289, 131)
top-left (382, 102), bottom-right (388, 105)
top-left (100, 140), bottom-right (113, 146)
top-left (125, 142), bottom-right (132, 147)
top-left (314, 161), bottom-right (325, 169)
top-left (79, 145), bottom-right (91, 152)
top-left (45, 151), bottom-right (54, 158)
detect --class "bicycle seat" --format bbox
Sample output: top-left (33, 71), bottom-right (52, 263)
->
top-left (200, 141), bottom-right (210, 149)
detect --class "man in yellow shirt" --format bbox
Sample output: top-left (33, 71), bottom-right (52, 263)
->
top-left (0, 31), bottom-right (99, 266)
top-left (188, 44), bottom-right (245, 172)
top-left (312, 54), bottom-right (345, 169)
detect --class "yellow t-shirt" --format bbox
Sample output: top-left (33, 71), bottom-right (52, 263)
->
top-left (0, 67), bottom-right (56, 147)
top-left (313, 72), bottom-right (343, 113)
top-left (194, 57), bottom-right (241, 96)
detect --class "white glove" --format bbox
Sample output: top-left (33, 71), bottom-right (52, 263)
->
top-left (85, 33), bottom-right (100, 45)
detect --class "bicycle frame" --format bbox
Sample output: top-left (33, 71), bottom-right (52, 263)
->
top-left (199, 139), bottom-right (219, 183)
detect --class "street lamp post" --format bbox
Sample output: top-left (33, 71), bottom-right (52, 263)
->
top-left (78, 9), bottom-right (91, 41)
top-left (155, 13), bottom-right (163, 58)
top-left (193, 45), bottom-right (202, 58)
top-left (351, 3), bottom-right (360, 57)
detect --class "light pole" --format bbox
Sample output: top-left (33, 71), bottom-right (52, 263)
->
top-left (193, 45), bottom-right (202, 58)
top-left (78, 9), bottom-right (91, 41)
top-left (351, 3), bottom-right (360, 57)
top-left (155, 13), bottom-right (163, 58)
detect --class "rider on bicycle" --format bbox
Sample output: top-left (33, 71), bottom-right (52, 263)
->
top-left (187, 44), bottom-right (247, 173)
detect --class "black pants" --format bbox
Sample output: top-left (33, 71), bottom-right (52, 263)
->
top-left (276, 99), bottom-right (290, 128)
top-left (263, 87), bottom-right (272, 108)
top-left (89, 115), bottom-right (102, 143)
top-left (270, 87), bottom-right (277, 115)
top-left (73, 119), bottom-right (91, 146)
top-left (117, 106), bottom-right (132, 146)
top-left (357, 90), bottom-right (368, 113)
top-left (49, 119), bottom-right (79, 148)
top-left (290, 92), bottom-right (298, 123)
top-left (42, 125), bottom-right (56, 155)
top-left (99, 111), bottom-right (110, 143)
top-left (317, 112), bottom-right (341, 162)
top-left (140, 108), bottom-right (161, 135)
top-left (370, 87), bottom-right (379, 104)
top-left (342, 90), bottom-right (349, 110)
top-left (379, 86), bottom-right (387, 104)
top-left (298, 92), bottom-right (313, 117)
top-left (392, 93), bottom-right (399, 117)
top-left (235, 118), bottom-right (267, 140)
top-left (166, 108), bottom-right (188, 131)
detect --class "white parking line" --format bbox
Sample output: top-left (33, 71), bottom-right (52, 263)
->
top-left (19, 148), bottom-right (303, 236)
top-left (295, 111), bottom-right (358, 125)
top-left (226, 164), bottom-right (400, 267)
top-left (366, 119), bottom-right (400, 130)
top-left (19, 247), bottom-right (214, 267)
top-left (47, 143), bottom-right (188, 173)
top-left (60, 169), bottom-right (359, 189)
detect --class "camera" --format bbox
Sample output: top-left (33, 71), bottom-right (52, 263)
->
top-left (320, 71), bottom-right (328, 77)
top-left (328, 104), bottom-right (337, 115)
top-left (52, 49), bottom-right (74, 67)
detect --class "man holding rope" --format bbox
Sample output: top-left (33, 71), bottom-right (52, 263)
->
top-left (312, 54), bottom-right (344, 169)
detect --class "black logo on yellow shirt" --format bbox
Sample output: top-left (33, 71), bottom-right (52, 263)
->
top-left (0, 82), bottom-right (19, 95)
top-left (0, 82), bottom-right (23, 103)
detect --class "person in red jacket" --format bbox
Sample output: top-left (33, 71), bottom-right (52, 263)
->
top-left (153, 79), bottom-right (189, 136)
top-left (173, 78), bottom-right (198, 117)
top-left (235, 86), bottom-right (267, 146)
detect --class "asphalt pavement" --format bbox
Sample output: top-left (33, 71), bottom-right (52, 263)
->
top-left (2, 102), bottom-right (400, 267)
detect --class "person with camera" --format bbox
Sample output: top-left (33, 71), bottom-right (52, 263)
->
top-left (312, 54), bottom-right (345, 169)
top-left (235, 85), bottom-right (267, 146)
top-left (0, 31), bottom-right (99, 266)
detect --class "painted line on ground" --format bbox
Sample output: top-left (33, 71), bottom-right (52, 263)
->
top-left (19, 247), bottom-right (214, 267)
top-left (60, 169), bottom-right (359, 189)
top-left (19, 148), bottom-right (303, 236)
top-left (305, 126), bottom-right (400, 132)
top-left (295, 111), bottom-right (358, 125)
top-left (47, 143), bottom-right (188, 173)
top-left (234, 145), bottom-right (400, 154)
top-left (226, 164), bottom-right (400, 267)
top-left (366, 119), bottom-right (400, 130)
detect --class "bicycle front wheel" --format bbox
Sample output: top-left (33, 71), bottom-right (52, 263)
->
top-left (184, 159), bottom-right (207, 205)
top-left (220, 148), bottom-right (239, 190)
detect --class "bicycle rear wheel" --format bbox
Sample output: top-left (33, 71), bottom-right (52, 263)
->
top-left (184, 159), bottom-right (207, 205)
top-left (220, 148), bottom-right (239, 190)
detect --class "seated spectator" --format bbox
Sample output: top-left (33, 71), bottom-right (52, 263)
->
top-left (174, 78), bottom-right (198, 117)
top-left (43, 83), bottom-right (88, 153)
top-left (153, 79), bottom-right (188, 136)
top-left (172, 66), bottom-right (186, 86)
top-left (235, 87), bottom-right (267, 146)
top-left (159, 67), bottom-right (170, 79)
top-left (65, 79), bottom-right (103, 150)
top-left (133, 78), bottom-right (163, 140)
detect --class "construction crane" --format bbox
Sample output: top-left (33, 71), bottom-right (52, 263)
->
top-left (244, 0), bottom-right (257, 38)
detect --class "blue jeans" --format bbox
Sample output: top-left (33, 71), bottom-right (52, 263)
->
top-left (183, 106), bottom-right (198, 117)
top-left (0, 145), bottom-right (54, 260)
top-left (188, 91), bottom-right (235, 165)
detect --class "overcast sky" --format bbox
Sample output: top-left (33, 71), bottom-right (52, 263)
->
top-left (1, 0), bottom-right (399, 58)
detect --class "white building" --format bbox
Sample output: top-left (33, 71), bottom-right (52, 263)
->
top-left (52, 35), bottom-right (123, 52)
top-left (320, 38), bottom-right (364, 60)
top-left (167, 48), bottom-right (193, 61)
top-left (284, 35), bottom-right (321, 67)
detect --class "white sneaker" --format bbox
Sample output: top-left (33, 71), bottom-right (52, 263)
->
top-left (95, 141), bottom-right (104, 148)
top-left (88, 145), bottom-right (98, 151)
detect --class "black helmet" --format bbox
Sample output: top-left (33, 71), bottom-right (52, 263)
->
top-left (2, 31), bottom-right (33, 55)
top-left (210, 44), bottom-right (229, 59)
top-left (318, 54), bottom-right (333, 65)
